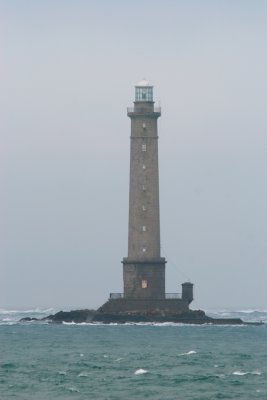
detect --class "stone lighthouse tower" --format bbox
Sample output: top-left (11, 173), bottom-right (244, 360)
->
top-left (98, 81), bottom-right (193, 319)
top-left (123, 79), bottom-right (166, 299)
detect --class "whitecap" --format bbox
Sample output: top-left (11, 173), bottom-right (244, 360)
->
top-left (80, 353), bottom-right (84, 357)
top-left (233, 370), bottom-right (262, 376)
top-left (251, 370), bottom-right (262, 375)
top-left (78, 371), bottom-right (90, 377)
top-left (179, 350), bottom-right (197, 356)
top-left (206, 308), bottom-right (267, 323)
top-left (62, 322), bottom-right (104, 326)
top-left (233, 371), bottom-right (248, 376)
top-left (58, 371), bottom-right (67, 375)
top-left (0, 308), bottom-right (55, 315)
top-left (134, 368), bottom-right (148, 375)
top-left (235, 309), bottom-right (267, 314)
top-left (115, 358), bottom-right (123, 362)
top-left (68, 386), bottom-right (80, 393)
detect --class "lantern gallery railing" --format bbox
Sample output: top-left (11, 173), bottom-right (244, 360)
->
top-left (109, 293), bottom-right (182, 300)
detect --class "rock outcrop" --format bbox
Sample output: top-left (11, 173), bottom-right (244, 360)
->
top-left (19, 308), bottom-right (261, 325)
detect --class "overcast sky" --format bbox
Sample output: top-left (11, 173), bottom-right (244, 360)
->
top-left (1, 0), bottom-right (267, 311)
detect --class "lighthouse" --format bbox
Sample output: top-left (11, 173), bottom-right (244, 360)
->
top-left (98, 81), bottom-right (193, 318)
top-left (123, 79), bottom-right (166, 299)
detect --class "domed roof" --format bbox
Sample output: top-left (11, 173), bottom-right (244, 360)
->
top-left (136, 79), bottom-right (152, 87)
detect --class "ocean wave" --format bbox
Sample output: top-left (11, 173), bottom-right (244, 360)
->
top-left (134, 368), bottom-right (148, 375)
top-left (45, 321), bottom-right (248, 327)
top-left (0, 308), bottom-right (56, 324)
top-left (78, 371), bottom-right (91, 377)
top-left (67, 386), bottom-right (80, 393)
top-left (233, 371), bottom-right (249, 376)
top-left (62, 321), bottom-right (104, 326)
top-left (206, 309), bottom-right (267, 323)
top-left (178, 350), bottom-right (197, 356)
top-left (232, 370), bottom-right (262, 376)
top-left (0, 308), bottom-right (55, 314)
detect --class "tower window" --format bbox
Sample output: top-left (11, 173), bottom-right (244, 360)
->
top-left (142, 280), bottom-right (148, 289)
top-left (142, 247), bottom-right (146, 252)
top-left (142, 144), bottom-right (147, 152)
top-left (142, 185), bottom-right (146, 191)
top-left (142, 123), bottom-right (146, 129)
top-left (142, 225), bottom-right (146, 232)
top-left (142, 205), bottom-right (146, 211)
top-left (142, 164), bottom-right (146, 170)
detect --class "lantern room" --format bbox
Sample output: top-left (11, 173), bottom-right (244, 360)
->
top-left (135, 79), bottom-right (153, 102)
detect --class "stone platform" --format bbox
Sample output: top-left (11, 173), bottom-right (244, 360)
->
top-left (97, 298), bottom-right (189, 314)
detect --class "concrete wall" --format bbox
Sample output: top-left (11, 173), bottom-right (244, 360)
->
top-left (99, 298), bottom-right (189, 314)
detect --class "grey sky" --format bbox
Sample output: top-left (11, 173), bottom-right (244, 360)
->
top-left (1, 0), bottom-right (267, 310)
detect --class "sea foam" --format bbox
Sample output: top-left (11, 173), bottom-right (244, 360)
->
top-left (179, 350), bottom-right (197, 356)
top-left (134, 369), bottom-right (148, 375)
top-left (78, 371), bottom-right (90, 377)
top-left (232, 370), bottom-right (262, 376)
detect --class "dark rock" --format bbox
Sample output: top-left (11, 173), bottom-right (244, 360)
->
top-left (19, 309), bottom-right (96, 324)
top-left (44, 309), bottom-right (96, 323)
top-left (20, 317), bottom-right (39, 322)
top-left (92, 309), bottom-right (245, 324)
top-left (19, 308), bottom-right (263, 325)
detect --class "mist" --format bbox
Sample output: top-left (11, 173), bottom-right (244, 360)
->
top-left (1, 0), bottom-right (267, 310)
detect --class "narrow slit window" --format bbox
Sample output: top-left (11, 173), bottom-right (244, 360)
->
top-left (142, 123), bottom-right (146, 129)
top-left (142, 280), bottom-right (148, 289)
top-left (142, 144), bottom-right (147, 152)
top-left (142, 164), bottom-right (146, 170)
top-left (142, 185), bottom-right (146, 191)
top-left (142, 247), bottom-right (146, 252)
top-left (142, 205), bottom-right (146, 211)
top-left (142, 225), bottom-right (146, 232)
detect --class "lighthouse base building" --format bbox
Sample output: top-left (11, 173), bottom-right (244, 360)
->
top-left (95, 80), bottom-right (197, 322)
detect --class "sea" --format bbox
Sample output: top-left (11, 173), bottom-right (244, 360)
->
top-left (1, 309), bottom-right (267, 400)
